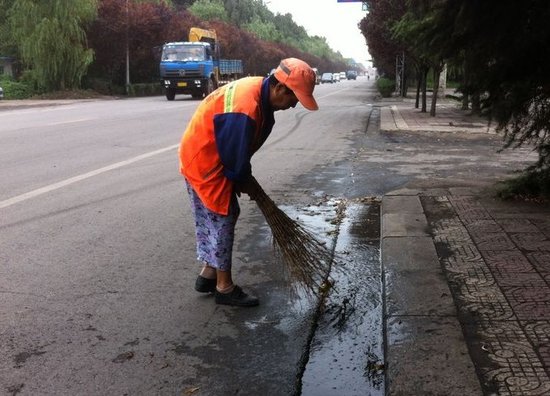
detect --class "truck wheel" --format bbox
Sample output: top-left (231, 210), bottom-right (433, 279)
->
top-left (165, 88), bottom-right (176, 101)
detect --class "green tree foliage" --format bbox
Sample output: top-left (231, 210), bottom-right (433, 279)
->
top-left (188, 0), bottom-right (228, 21)
top-left (205, 18), bottom-right (346, 76)
top-left (392, 0), bottom-right (446, 115)
top-left (221, 0), bottom-right (345, 66)
top-left (0, 0), bottom-right (17, 56)
top-left (364, 0), bottom-right (550, 185)
top-left (407, 0), bottom-right (550, 172)
top-left (244, 15), bottom-right (279, 41)
top-left (360, 0), bottom-right (406, 78)
top-left (172, 0), bottom-right (195, 7)
top-left (454, 0), bottom-right (550, 173)
top-left (4, 0), bottom-right (349, 95)
top-left (8, 0), bottom-right (97, 91)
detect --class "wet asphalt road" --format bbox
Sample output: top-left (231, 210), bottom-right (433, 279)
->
top-left (1, 79), bottom-right (380, 395)
top-left (1, 77), bottom-right (537, 395)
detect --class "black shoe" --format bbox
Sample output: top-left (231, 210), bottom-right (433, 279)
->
top-left (195, 275), bottom-right (217, 293)
top-left (215, 285), bottom-right (259, 307)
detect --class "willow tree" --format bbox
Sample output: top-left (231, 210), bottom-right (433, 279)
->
top-left (188, 0), bottom-right (228, 21)
top-left (9, 0), bottom-right (97, 91)
top-left (0, 0), bottom-right (18, 57)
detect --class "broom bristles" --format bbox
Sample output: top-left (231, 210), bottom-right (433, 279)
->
top-left (252, 178), bottom-right (334, 296)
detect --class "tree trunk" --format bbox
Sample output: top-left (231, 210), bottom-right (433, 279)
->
top-left (401, 65), bottom-right (407, 97)
top-left (461, 93), bottom-right (469, 110)
top-left (471, 92), bottom-right (481, 115)
top-left (415, 69), bottom-right (421, 108)
top-left (430, 67), bottom-right (442, 117)
top-left (461, 59), bottom-right (469, 110)
top-left (421, 67), bottom-right (428, 113)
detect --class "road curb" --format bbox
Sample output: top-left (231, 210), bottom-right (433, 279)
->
top-left (381, 193), bottom-right (482, 395)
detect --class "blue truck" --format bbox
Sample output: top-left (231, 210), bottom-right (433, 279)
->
top-left (159, 28), bottom-right (243, 100)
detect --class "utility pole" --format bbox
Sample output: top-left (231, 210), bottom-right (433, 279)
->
top-left (125, 0), bottom-right (130, 95)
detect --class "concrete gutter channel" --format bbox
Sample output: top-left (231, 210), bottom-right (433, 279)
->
top-left (296, 200), bottom-right (383, 396)
top-left (298, 193), bottom-right (482, 395)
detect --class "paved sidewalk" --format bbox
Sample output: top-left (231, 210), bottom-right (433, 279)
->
top-left (380, 97), bottom-right (550, 394)
top-left (380, 95), bottom-right (496, 134)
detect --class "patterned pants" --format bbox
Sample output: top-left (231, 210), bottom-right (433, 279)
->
top-left (185, 181), bottom-right (240, 271)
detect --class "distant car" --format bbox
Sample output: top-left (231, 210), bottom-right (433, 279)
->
top-left (312, 67), bottom-right (321, 85)
top-left (332, 73), bottom-right (340, 82)
top-left (339, 72), bottom-right (346, 80)
top-left (321, 72), bottom-right (333, 83)
top-left (346, 70), bottom-right (357, 80)
top-left (0, 86), bottom-right (3, 100)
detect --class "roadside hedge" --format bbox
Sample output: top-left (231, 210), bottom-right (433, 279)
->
top-left (127, 83), bottom-right (163, 97)
top-left (0, 77), bottom-right (35, 99)
top-left (376, 77), bottom-right (395, 97)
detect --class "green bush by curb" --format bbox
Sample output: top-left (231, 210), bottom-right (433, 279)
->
top-left (0, 78), bottom-right (36, 99)
top-left (127, 83), bottom-right (163, 97)
top-left (376, 77), bottom-right (395, 97)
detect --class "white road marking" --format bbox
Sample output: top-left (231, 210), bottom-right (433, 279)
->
top-left (1, 90), bottom-right (344, 210)
top-left (47, 118), bottom-right (93, 126)
top-left (317, 88), bottom-right (349, 99)
top-left (0, 144), bottom-right (179, 209)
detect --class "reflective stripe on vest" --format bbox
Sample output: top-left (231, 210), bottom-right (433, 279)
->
top-left (224, 81), bottom-right (237, 113)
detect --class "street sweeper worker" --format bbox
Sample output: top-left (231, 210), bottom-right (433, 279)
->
top-left (179, 57), bottom-right (318, 307)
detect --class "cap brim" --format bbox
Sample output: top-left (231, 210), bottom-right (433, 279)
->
top-left (295, 91), bottom-right (319, 111)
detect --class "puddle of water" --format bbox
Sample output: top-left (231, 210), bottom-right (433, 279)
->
top-left (300, 202), bottom-right (384, 396)
top-left (241, 198), bottom-right (384, 395)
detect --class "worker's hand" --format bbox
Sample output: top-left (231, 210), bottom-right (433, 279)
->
top-left (235, 177), bottom-right (259, 200)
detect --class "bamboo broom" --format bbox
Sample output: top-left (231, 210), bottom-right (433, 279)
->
top-left (250, 177), bottom-right (335, 296)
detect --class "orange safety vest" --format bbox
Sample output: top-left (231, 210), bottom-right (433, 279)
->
top-left (179, 76), bottom-right (274, 215)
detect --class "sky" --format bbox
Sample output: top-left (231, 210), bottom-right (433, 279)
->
top-left (265, 0), bottom-right (371, 67)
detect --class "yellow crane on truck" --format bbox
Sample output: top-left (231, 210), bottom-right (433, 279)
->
top-left (188, 27), bottom-right (221, 84)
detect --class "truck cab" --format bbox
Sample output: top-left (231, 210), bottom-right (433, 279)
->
top-left (160, 41), bottom-right (217, 100)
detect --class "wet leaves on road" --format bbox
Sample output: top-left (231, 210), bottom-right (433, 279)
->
top-left (112, 351), bottom-right (134, 363)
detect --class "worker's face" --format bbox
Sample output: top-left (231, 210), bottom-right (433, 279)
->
top-left (271, 83), bottom-right (299, 111)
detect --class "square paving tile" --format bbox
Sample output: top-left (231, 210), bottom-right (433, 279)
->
top-left (463, 320), bottom-right (550, 395)
top-left (521, 320), bottom-right (550, 373)
top-left (527, 252), bottom-right (550, 273)
top-left (466, 219), bottom-right (502, 234)
top-left (459, 300), bottom-right (516, 322)
top-left (469, 232), bottom-right (517, 251)
top-left (510, 301), bottom-right (550, 321)
top-left (498, 218), bottom-right (541, 233)
top-left (493, 272), bottom-right (547, 288)
top-left (510, 233), bottom-right (550, 252)
top-left (482, 250), bottom-right (536, 274)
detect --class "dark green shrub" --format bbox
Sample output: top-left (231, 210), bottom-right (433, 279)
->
top-left (496, 169), bottom-right (550, 201)
top-left (0, 76), bottom-right (36, 99)
top-left (83, 77), bottom-right (120, 95)
top-left (376, 77), bottom-right (395, 97)
top-left (127, 83), bottom-right (162, 97)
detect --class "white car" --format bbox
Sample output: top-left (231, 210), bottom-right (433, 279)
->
top-left (332, 73), bottom-right (340, 82)
top-left (0, 86), bottom-right (3, 100)
top-left (321, 72), bottom-right (333, 83)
